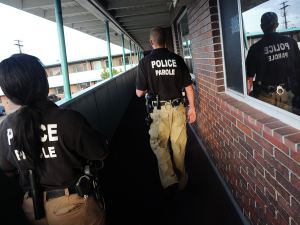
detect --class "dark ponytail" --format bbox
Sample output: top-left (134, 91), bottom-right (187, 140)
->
top-left (0, 54), bottom-right (49, 167)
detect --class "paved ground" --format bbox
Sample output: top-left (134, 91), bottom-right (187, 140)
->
top-left (102, 96), bottom-right (244, 225)
top-left (0, 96), bottom-right (245, 225)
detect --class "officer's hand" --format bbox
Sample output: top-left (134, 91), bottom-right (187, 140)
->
top-left (187, 107), bottom-right (196, 123)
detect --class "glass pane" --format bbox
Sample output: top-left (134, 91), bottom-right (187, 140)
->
top-left (177, 12), bottom-right (194, 74)
top-left (219, 0), bottom-right (244, 93)
top-left (242, 0), bottom-right (300, 116)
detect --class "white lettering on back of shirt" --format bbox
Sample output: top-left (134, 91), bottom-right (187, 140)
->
top-left (41, 124), bottom-right (58, 142)
top-left (7, 128), bottom-right (13, 146)
top-left (14, 150), bottom-right (26, 161)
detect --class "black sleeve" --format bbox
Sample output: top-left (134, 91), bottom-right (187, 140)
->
top-left (136, 60), bottom-right (148, 91)
top-left (179, 57), bottom-right (193, 87)
top-left (74, 116), bottom-right (109, 160)
top-left (246, 46), bottom-right (257, 78)
top-left (60, 110), bottom-right (109, 161)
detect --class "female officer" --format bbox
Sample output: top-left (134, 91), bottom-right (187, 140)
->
top-left (0, 54), bottom-right (109, 225)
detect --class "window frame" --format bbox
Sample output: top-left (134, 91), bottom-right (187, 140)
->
top-left (176, 8), bottom-right (194, 74)
top-left (217, 0), bottom-right (300, 130)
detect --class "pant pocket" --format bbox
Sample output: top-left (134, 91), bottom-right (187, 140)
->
top-left (51, 194), bottom-right (86, 217)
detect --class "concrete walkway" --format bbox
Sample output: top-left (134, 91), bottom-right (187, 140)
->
top-left (102, 96), bottom-right (244, 225)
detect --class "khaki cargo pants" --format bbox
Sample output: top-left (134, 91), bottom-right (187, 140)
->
top-left (22, 190), bottom-right (105, 225)
top-left (149, 103), bottom-right (187, 189)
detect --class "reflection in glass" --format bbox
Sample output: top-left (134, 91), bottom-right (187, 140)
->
top-left (242, 0), bottom-right (300, 115)
top-left (177, 12), bottom-right (193, 74)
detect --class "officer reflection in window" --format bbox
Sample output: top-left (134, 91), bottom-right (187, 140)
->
top-left (246, 12), bottom-right (300, 115)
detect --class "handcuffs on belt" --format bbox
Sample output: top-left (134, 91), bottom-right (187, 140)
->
top-left (276, 85), bottom-right (285, 96)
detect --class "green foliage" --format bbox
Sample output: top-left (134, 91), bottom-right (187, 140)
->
top-left (101, 68), bottom-right (121, 80)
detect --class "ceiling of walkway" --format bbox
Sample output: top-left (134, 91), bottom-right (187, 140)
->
top-left (101, 0), bottom-right (172, 50)
top-left (0, 0), bottom-right (172, 51)
top-left (0, 0), bottom-right (267, 50)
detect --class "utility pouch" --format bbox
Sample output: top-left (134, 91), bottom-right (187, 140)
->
top-left (75, 175), bottom-right (92, 197)
top-left (145, 93), bottom-right (155, 126)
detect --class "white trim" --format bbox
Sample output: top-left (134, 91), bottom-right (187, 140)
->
top-left (237, 0), bottom-right (247, 96)
top-left (226, 92), bottom-right (300, 130)
top-left (217, 0), bottom-right (228, 90)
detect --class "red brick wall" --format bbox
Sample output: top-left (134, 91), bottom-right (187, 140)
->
top-left (172, 0), bottom-right (300, 224)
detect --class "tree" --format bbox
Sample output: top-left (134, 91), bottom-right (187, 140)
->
top-left (101, 69), bottom-right (121, 80)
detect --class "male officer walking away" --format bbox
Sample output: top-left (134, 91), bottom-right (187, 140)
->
top-left (246, 12), bottom-right (300, 114)
top-left (136, 27), bottom-right (196, 195)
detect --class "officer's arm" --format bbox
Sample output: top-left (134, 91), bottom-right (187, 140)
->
top-left (136, 89), bottom-right (147, 97)
top-left (185, 85), bottom-right (196, 123)
top-left (247, 76), bottom-right (254, 94)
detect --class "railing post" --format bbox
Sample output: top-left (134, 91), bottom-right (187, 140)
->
top-left (105, 20), bottom-right (113, 78)
top-left (54, 0), bottom-right (71, 100)
top-left (133, 44), bottom-right (136, 64)
top-left (121, 33), bottom-right (126, 72)
top-left (129, 40), bottom-right (133, 68)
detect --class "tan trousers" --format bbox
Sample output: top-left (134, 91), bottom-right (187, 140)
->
top-left (149, 103), bottom-right (187, 189)
top-left (22, 190), bottom-right (105, 225)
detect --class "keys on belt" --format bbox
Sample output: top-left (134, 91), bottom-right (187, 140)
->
top-left (266, 84), bottom-right (286, 96)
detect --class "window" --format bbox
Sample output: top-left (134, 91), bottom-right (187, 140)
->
top-left (120, 56), bottom-right (129, 65)
top-left (92, 61), bottom-right (101, 70)
top-left (176, 10), bottom-right (194, 73)
top-left (241, 0), bottom-right (300, 116)
top-left (219, 0), bottom-right (300, 126)
top-left (56, 86), bottom-right (64, 94)
top-left (73, 63), bottom-right (87, 72)
top-left (219, 0), bottom-right (244, 93)
top-left (78, 82), bottom-right (90, 90)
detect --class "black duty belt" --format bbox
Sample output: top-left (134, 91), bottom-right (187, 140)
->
top-left (28, 186), bottom-right (77, 200)
top-left (46, 187), bottom-right (77, 200)
top-left (152, 98), bottom-right (182, 107)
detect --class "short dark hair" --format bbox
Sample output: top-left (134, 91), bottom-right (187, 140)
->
top-left (261, 12), bottom-right (278, 34)
top-left (150, 27), bottom-right (166, 46)
top-left (0, 53), bottom-right (49, 106)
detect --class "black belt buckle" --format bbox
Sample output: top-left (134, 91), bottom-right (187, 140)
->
top-left (171, 99), bottom-right (181, 107)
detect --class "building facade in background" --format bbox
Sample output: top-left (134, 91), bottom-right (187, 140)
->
top-left (0, 54), bottom-right (137, 113)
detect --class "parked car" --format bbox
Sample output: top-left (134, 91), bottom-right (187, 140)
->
top-left (48, 94), bottom-right (61, 102)
top-left (0, 105), bottom-right (6, 116)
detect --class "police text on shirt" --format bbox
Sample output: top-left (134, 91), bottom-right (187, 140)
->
top-left (151, 59), bottom-right (177, 76)
top-left (7, 124), bottom-right (58, 161)
top-left (264, 42), bottom-right (290, 62)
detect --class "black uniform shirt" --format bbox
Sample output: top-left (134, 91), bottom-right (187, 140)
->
top-left (0, 101), bottom-right (108, 191)
top-left (136, 48), bottom-right (192, 100)
top-left (246, 32), bottom-right (300, 90)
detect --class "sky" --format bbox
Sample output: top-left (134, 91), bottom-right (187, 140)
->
top-left (243, 0), bottom-right (300, 33)
top-left (0, 3), bottom-right (127, 65)
top-left (0, 1), bottom-right (299, 64)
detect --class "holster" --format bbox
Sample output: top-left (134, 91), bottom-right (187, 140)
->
top-left (28, 170), bottom-right (45, 220)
